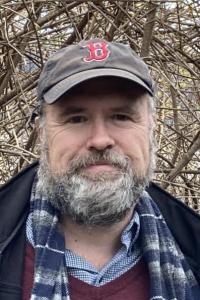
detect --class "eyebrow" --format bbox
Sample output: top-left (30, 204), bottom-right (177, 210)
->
top-left (111, 105), bottom-right (138, 115)
top-left (58, 104), bottom-right (138, 117)
top-left (59, 106), bottom-right (86, 116)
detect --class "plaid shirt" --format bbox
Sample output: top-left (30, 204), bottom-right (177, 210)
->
top-left (27, 211), bottom-right (142, 286)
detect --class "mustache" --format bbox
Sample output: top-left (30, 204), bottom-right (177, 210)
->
top-left (66, 150), bottom-right (131, 174)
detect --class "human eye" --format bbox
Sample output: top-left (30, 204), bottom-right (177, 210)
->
top-left (67, 115), bottom-right (87, 124)
top-left (112, 114), bottom-right (131, 121)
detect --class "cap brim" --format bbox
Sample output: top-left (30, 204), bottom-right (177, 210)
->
top-left (44, 68), bottom-right (154, 104)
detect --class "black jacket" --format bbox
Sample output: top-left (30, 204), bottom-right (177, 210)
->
top-left (0, 161), bottom-right (200, 300)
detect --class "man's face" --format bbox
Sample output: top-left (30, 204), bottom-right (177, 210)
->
top-left (44, 78), bottom-right (151, 176)
top-left (38, 78), bottom-right (154, 225)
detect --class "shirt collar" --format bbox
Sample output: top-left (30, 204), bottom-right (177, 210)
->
top-left (120, 211), bottom-right (140, 256)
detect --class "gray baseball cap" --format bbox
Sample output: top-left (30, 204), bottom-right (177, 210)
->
top-left (37, 39), bottom-right (154, 104)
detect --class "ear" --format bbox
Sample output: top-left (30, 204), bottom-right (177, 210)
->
top-left (152, 114), bottom-right (157, 129)
top-left (148, 113), bottom-right (156, 131)
top-left (35, 116), bottom-right (44, 143)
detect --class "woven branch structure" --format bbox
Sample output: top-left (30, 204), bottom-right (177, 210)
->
top-left (0, 0), bottom-right (199, 211)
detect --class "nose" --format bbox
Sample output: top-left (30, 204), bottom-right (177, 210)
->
top-left (86, 120), bottom-right (115, 151)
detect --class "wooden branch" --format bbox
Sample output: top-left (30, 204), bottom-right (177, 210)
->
top-left (62, 10), bottom-right (93, 47)
top-left (155, 169), bottom-right (200, 175)
top-left (163, 131), bottom-right (200, 188)
top-left (140, 2), bottom-right (158, 58)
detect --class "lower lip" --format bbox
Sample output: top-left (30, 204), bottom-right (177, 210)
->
top-left (85, 165), bottom-right (116, 172)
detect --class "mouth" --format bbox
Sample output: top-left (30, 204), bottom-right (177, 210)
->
top-left (81, 161), bottom-right (120, 174)
top-left (85, 164), bottom-right (116, 172)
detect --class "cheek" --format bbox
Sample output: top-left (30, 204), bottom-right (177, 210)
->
top-left (122, 130), bottom-right (150, 165)
top-left (47, 130), bottom-right (85, 171)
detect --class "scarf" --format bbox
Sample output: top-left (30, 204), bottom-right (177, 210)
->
top-left (29, 185), bottom-right (200, 300)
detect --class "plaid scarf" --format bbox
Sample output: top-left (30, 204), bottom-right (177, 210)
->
top-left (29, 186), bottom-right (200, 300)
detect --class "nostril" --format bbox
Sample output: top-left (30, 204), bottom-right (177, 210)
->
top-left (86, 132), bottom-right (115, 151)
top-left (89, 143), bottom-right (114, 152)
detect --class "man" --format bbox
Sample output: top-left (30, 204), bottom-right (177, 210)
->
top-left (0, 39), bottom-right (200, 300)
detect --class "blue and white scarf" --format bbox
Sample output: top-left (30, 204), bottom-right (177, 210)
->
top-left (29, 186), bottom-right (200, 300)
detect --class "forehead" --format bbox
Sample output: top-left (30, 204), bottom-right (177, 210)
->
top-left (45, 77), bottom-right (149, 115)
top-left (45, 77), bottom-right (149, 113)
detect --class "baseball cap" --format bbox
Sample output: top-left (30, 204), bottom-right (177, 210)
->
top-left (37, 39), bottom-right (155, 104)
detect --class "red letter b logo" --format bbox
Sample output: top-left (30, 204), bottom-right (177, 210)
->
top-left (83, 42), bottom-right (110, 62)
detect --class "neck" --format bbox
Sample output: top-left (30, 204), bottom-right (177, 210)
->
top-left (60, 208), bottom-right (134, 270)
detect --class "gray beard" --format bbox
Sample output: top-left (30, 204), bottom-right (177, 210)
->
top-left (37, 149), bottom-right (153, 226)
